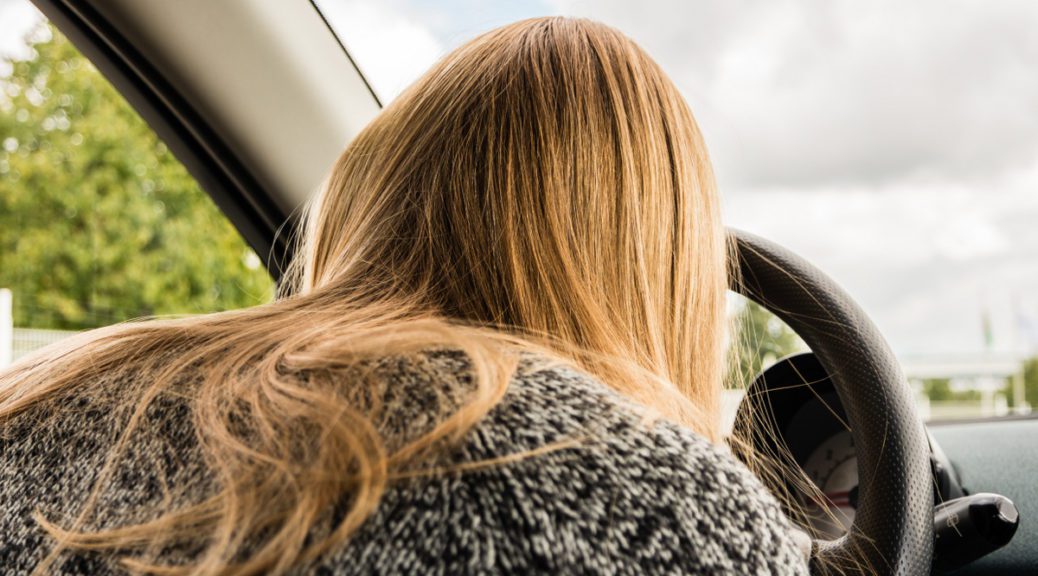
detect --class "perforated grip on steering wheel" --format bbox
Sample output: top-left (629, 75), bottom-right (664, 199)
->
top-left (730, 229), bottom-right (934, 575)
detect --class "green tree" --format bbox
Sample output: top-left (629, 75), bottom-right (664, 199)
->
top-left (0, 24), bottom-right (273, 330)
top-left (730, 298), bottom-right (804, 385)
top-left (921, 378), bottom-right (954, 402)
top-left (1020, 357), bottom-right (1038, 407)
top-left (920, 378), bottom-right (981, 403)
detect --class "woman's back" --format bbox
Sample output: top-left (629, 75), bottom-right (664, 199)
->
top-left (1, 352), bottom-right (806, 574)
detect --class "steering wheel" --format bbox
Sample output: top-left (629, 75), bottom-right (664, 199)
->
top-left (730, 229), bottom-right (934, 575)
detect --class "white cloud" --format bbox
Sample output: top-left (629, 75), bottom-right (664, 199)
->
top-left (550, 0), bottom-right (1038, 190)
top-left (724, 153), bottom-right (1038, 354)
top-left (0, 0), bottom-right (42, 76)
top-left (315, 0), bottom-right (444, 102)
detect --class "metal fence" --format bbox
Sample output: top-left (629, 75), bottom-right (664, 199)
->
top-left (0, 289), bottom-right (80, 369)
top-left (10, 327), bottom-right (80, 363)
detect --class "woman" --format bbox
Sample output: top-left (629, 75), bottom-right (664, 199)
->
top-left (0, 17), bottom-right (808, 575)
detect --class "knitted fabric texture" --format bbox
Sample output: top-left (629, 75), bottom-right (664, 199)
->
top-left (0, 352), bottom-right (808, 574)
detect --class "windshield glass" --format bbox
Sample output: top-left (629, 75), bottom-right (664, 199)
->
top-left (333, 2), bottom-right (1036, 420)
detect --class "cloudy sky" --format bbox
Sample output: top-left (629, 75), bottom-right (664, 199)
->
top-left (0, 0), bottom-right (39, 70)
top-left (4, 0), bottom-right (1038, 359)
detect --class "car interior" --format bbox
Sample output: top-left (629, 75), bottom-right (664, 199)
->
top-left (3, 0), bottom-right (1035, 573)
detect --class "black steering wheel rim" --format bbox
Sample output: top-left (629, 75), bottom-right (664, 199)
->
top-left (730, 228), bottom-right (934, 575)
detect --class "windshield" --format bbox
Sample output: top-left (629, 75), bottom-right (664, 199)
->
top-left (316, 1), bottom-right (1038, 421)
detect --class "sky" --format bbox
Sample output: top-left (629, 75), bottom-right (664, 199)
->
top-left (3, 0), bottom-right (1038, 359)
top-left (0, 0), bottom-right (39, 72)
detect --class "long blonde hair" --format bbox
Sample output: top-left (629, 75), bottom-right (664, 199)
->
top-left (0, 17), bottom-right (728, 575)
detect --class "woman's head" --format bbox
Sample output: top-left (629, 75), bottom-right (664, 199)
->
top-left (301, 17), bottom-right (727, 437)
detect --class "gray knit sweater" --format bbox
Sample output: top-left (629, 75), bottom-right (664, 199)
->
top-left (0, 352), bottom-right (808, 574)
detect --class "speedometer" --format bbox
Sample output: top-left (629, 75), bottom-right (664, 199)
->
top-left (735, 353), bottom-right (964, 544)
top-left (801, 430), bottom-right (857, 539)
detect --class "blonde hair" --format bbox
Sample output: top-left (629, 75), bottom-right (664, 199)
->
top-left (0, 17), bottom-right (728, 575)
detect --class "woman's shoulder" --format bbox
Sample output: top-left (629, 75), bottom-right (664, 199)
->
top-left (328, 351), bottom-right (810, 574)
top-left (0, 365), bottom-right (205, 574)
top-left (0, 350), bottom-right (809, 574)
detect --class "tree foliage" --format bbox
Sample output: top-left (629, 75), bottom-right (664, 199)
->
top-left (0, 24), bottom-right (273, 330)
top-left (1019, 357), bottom-right (1038, 407)
top-left (730, 298), bottom-right (804, 386)
top-left (921, 378), bottom-right (981, 402)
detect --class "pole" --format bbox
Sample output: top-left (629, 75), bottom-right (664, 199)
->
top-left (1012, 369), bottom-right (1028, 414)
top-left (0, 289), bottom-right (12, 369)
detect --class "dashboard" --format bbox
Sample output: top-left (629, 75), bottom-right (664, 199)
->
top-left (734, 353), bottom-right (1034, 574)
top-left (930, 417), bottom-right (1038, 574)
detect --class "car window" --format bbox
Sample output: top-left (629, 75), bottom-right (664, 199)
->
top-left (0, 5), bottom-right (273, 366)
top-left (316, 0), bottom-right (1038, 422)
